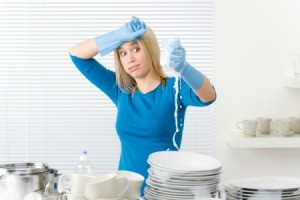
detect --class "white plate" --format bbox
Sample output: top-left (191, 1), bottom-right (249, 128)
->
top-left (149, 164), bottom-right (222, 175)
top-left (145, 186), bottom-right (218, 200)
top-left (148, 173), bottom-right (220, 185)
top-left (144, 187), bottom-right (194, 199)
top-left (148, 151), bottom-right (221, 172)
top-left (145, 186), bottom-right (194, 197)
top-left (225, 191), bottom-right (300, 200)
top-left (225, 188), bottom-right (300, 197)
top-left (226, 192), bottom-right (300, 198)
top-left (144, 193), bottom-right (193, 200)
top-left (148, 177), bottom-right (220, 188)
top-left (225, 185), bottom-right (300, 195)
top-left (225, 177), bottom-right (300, 190)
top-left (149, 174), bottom-right (220, 186)
top-left (144, 192), bottom-right (194, 200)
top-left (148, 168), bottom-right (221, 181)
top-left (146, 178), bottom-right (218, 193)
top-left (145, 186), bottom-right (218, 199)
top-left (145, 184), bottom-right (193, 195)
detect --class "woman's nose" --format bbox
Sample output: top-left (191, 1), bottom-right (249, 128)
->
top-left (127, 52), bottom-right (135, 63)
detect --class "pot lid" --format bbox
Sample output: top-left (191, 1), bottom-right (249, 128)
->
top-left (0, 163), bottom-right (49, 175)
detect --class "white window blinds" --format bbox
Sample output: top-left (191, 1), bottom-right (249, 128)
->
top-left (0, 0), bottom-right (214, 174)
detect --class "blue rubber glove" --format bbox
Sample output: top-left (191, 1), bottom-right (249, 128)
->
top-left (163, 38), bottom-right (205, 90)
top-left (95, 16), bottom-right (146, 56)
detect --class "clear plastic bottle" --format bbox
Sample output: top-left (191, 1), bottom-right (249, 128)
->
top-left (43, 172), bottom-right (62, 199)
top-left (74, 150), bottom-right (95, 176)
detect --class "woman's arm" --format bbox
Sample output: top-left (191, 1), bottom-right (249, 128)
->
top-left (193, 76), bottom-right (216, 103)
top-left (68, 39), bottom-right (119, 104)
top-left (69, 38), bottom-right (98, 59)
top-left (164, 39), bottom-right (216, 103)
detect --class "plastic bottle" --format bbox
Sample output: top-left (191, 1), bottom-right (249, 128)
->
top-left (43, 172), bottom-right (61, 199)
top-left (74, 150), bottom-right (95, 176)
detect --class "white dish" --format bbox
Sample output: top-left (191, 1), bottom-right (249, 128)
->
top-left (144, 187), bottom-right (194, 199)
top-left (148, 173), bottom-right (220, 186)
top-left (146, 151), bottom-right (222, 200)
top-left (225, 186), bottom-right (300, 195)
top-left (145, 184), bottom-right (193, 196)
top-left (145, 186), bottom-right (193, 197)
top-left (149, 164), bottom-right (222, 175)
top-left (225, 188), bottom-right (300, 197)
top-left (226, 192), bottom-right (300, 198)
top-left (225, 184), bottom-right (300, 193)
top-left (148, 177), bottom-right (219, 188)
top-left (148, 167), bottom-right (221, 180)
top-left (148, 151), bottom-right (221, 172)
top-left (225, 191), bottom-right (300, 200)
top-left (146, 178), bottom-right (218, 193)
top-left (226, 193), bottom-right (282, 200)
top-left (144, 193), bottom-right (193, 200)
top-left (144, 193), bottom-right (194, 200)
top-left (145, 187), bottom-right (218, 200)
top-left (149, 166), bottom-right (222, 174)
top-left (225, 177), bottom-right (300, 190)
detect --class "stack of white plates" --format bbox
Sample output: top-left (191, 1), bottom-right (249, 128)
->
top-left (224, 177), bottom-right (300, 200)
top-left (144, 151), bottom-right (222, 200)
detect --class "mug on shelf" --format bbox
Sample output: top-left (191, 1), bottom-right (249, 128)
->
top-left (289, 117), bottom-right (300, 134)
top-left (270, 119), bottom-right (291, 135)
top-left (237, 119), bottom-right (258, 137)
top-left (256, 117), bottom-right (271, 134)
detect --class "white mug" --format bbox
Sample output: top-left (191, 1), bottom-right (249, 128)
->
top-left (83, 173), bottom-right (129, 200)
top-left (237, 120), bottom-right (258, 135)
top-left (256, 117), bottom-right (271, 134)
top-left (57, 173), bottom-right (95, 197)
top-left (116, 170), bottom-right (144, 200)
top-left (270, 119), bottom-right (290, 134)
top-left (289, 117), bottom-right (300, 133)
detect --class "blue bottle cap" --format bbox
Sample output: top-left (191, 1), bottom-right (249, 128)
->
top-left (82, 150), bottom-right (87, 155)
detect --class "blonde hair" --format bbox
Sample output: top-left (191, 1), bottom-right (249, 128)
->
top-left (114, 26), bottom-right (167, 93)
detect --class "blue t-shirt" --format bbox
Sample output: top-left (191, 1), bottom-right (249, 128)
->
top-left (69, 54), bottom-right (215, 190)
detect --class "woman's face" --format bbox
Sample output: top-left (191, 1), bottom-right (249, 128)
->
top-left (118, 41), bottom-right (149, 80)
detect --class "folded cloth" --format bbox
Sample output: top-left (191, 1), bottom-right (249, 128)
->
top-left (162, 38), bottom-right (205, 90)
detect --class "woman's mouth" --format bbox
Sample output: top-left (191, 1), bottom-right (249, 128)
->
top-left (128, 64), bottom-right (139, 71)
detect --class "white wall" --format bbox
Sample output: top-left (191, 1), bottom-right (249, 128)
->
top-left (214, 0), bottom-right (300, 183)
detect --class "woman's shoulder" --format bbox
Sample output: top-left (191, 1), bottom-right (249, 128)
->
top-left (165, 76), bottom-right (175, 86)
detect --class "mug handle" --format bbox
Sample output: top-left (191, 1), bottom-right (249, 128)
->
top-left (237, 122), bottom-right (244, 131)
top-left (116, 175), bottom-right (129, 198)
top-left (57, 174), bottom-right (72, 194)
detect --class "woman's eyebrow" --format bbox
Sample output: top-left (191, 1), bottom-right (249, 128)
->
top-left (130, 41), bottom-right (138, 46)
top-left (118, 42), bottom-right (138, 50)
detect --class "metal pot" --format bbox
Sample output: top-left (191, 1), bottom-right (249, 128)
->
top-left (0, 163), bottom-right (57, 200)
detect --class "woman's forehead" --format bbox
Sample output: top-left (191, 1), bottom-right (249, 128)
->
top-left (118, 41), bottom-right (139, 50)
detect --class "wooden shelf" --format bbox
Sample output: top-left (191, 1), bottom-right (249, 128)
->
top-left (227, 131), bottom-right (300, 148)
top-left (283, 76), bottom-right (300, 88)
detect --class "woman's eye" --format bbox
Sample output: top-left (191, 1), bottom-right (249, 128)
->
top-left (133, 48), bottom-right (140, 53)
top-left (120, 52), bottom-right (126, 57)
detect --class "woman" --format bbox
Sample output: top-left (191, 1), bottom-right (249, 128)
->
top-left (69, 16), bottom-right (216, 191)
